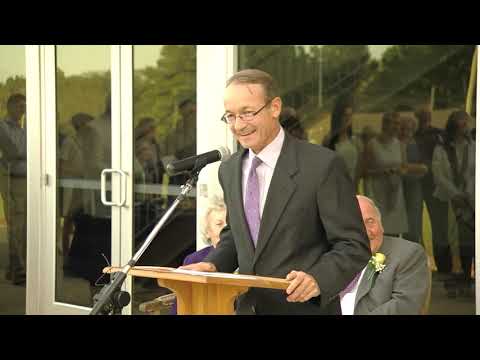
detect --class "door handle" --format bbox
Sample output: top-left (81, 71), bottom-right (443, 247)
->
top-left (101, 169), bottom-right (128, 207)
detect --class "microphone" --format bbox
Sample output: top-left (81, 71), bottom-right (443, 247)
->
top-left (166, 147), bottom-right (231, 175)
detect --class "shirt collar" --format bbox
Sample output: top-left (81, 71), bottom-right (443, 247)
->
top-left (248, 127), bottom-right (285, 169)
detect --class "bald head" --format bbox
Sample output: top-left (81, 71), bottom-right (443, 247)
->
top-left (356, 195), bottom-right (384, 254)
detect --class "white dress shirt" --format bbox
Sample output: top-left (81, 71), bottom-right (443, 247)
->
top-left (340, 267), bottom-right (367, 315)
top-left (242, 127), bottom-right (285, 217)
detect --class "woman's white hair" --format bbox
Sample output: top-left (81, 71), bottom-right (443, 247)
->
top-left (200, 195), bottom-right (226, 245)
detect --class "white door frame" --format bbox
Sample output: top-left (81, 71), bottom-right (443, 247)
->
top-left (25, 45), bottom-right (42, 314)
top-left (195, 45), bottom-right (237, 250)
top-left (29, 45), bottom-right (127, 314)
top-left (118, 45), bottom-right (134, 315)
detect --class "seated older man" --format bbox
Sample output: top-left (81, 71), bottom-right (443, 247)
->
top-left (340, 195), bottom-right (430, 315)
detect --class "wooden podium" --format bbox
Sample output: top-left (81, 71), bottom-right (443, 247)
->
top-left (104, 266), bottom-right (290, 315)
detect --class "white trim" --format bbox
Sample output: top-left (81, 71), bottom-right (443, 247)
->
top-left (119, 45), bottom-right (133, 315)
top-left (41, 45), bottom-right (77, 314)
top-left (26, 45), bottom-right (42, 314)
top-left (226, 45), bottom-right (238, 151)
top-left (57, 178), bottom-right (195, 196)
top-left (41, 303), bottom-right (91, 315)
top-left (196, 45), bottom-right (236, 250)
top-left (110, 45), bottom-right (122, 287)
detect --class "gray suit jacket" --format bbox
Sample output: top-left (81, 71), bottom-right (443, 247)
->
top-left (354, 236), bottom-right (429, 315)
top-left (204, 132), bottom-right (371, 315)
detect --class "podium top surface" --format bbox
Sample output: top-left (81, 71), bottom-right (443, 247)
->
top-left (104, 266), bottom-right (290, 290)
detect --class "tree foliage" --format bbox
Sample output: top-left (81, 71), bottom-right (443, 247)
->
top-left (238, 44), bottom-right (476, 128)
top-left (0, 45), bottom-right (475, 137)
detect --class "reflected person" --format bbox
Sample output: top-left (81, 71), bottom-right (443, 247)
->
top-left (0, 94), bottom-right (27, 285)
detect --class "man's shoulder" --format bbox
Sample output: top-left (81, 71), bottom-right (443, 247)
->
top-left (219, 149), bottom-right (243, 170)
top-left (383, 236), bottom-right (426, 259)
top-left (293, 138), bottom-right (338, 166)
top-left (219, 138), bottom-right (337, 172)
top-left (293, 137), bottom-right (330, 153)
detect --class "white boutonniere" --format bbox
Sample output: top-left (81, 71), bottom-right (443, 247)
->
top-left (367, 253), bottom-right (386, 280)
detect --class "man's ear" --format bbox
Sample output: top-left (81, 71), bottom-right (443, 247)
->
top-left (270, 97), bottom-right (282, 119)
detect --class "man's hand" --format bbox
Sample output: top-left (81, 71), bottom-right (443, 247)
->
top-left (179, 262), bottom-right (217, 272)
top-left (285, 271), bottom-right (320, 302)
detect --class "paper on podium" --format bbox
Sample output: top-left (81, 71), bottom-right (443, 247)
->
top-left (172, 268), bottom-right (258, 280)
top-left (133, 266), bottom-right (257, 280)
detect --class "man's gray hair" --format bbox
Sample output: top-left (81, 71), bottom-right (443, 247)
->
top-left (356, 195), bottom-right (382, 221)
top-left (226, 69), bottom-right (279, 101)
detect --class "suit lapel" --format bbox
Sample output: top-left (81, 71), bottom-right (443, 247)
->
top-left (253, 134), bottom-right (298, 265)
top-left (354, 267), bottom-right (376, 309)
top-left (354, 237), bottom-right (392, 309)
top-left (231, 148), bottom-right (255, 259)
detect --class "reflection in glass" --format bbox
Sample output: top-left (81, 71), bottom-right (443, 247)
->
top-left (55, 45), bottom-right (111, 307)
top-left (239, 45), bottom-right (477, 314)
top-left (132, 45), bottom-right (197, 314)
top-left (0, 45), bottom-right (26, 314)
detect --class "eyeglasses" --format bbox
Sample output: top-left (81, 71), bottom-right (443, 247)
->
top-left (221, 98), bottom-right (273, 124)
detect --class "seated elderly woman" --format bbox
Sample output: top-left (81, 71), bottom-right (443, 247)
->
top-left (182, 197), bottom-right (226, 264)
top-left (169, 197), bottom-right (227, 314)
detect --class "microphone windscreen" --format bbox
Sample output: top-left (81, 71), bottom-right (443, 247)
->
top-left (217, 146), bottom-right (231, 161)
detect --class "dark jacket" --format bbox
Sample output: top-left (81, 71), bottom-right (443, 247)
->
top-left (204, 133), bottom-right (371, 315)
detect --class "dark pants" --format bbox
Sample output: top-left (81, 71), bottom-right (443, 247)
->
top-left (68, 213), bottom-right (112, 286)
top-left (0, 175), bottom-right (27, 283)
top-left (457, 217), bottom-right (475, 284)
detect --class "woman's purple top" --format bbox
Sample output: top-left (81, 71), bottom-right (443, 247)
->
top-left (170, 246), bottom-right (214, 315)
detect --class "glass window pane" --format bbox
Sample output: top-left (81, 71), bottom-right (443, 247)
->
top-left (239, 44), bottom-right (476, 314)
top-left (132, 45), bottom-right (197, 315)
top-left (0, 45), bottom-right (26, 314)
top-left (55, 45), bottom-right (111, 307)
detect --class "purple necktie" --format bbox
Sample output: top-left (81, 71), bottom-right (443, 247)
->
top-left (245, 156), bottom-right (263, 247)
top-left (340, 272), bottom-right (361, 299)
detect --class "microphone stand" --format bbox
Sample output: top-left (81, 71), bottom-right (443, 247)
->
top-left (90, 158), bottom-right (206, 315)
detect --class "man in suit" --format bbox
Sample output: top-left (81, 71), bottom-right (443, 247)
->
top-left (181, 69), bottom-right (371, 315)
top-left (340, 195), bottom-right (430, 315)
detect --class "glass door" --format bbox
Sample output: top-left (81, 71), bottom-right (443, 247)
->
top-left (55, 45), bottom-right (113, 309)
top-left (35, 45), bottom-right (232, 315)
top-left (37, 45), bottom-right (124, 314)
top-left (129, 45), bottom-right (198, 315)
top-left (36, 45), bottom-right (201, 315)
